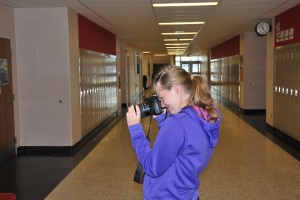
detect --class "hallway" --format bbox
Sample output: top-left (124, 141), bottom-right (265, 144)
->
top-left (42, 102), bottom-right (300, 200)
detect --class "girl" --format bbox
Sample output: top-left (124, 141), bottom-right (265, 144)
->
top-left (127, 65), bottom-right (221, 200)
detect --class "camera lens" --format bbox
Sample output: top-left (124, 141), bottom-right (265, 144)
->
top-left (138, 103), bottom-right (151, 118)
top-left (137, 95), bottom-right (163, 118)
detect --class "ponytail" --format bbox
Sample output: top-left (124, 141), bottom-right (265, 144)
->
top-left (154, 65), bottom-right (218, 121)
top-left (189, 76), bottom-right (219, 120)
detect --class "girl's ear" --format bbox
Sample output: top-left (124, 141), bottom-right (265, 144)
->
top-left (172, 84), bottom-right (181, 95)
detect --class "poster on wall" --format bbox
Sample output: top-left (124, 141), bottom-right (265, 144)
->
top-left (289, 28), bottom-right (294, 40)
top-left (0, 59), bottom-right (9, 85)
top-left (135, 52), bottom-right (140, 75)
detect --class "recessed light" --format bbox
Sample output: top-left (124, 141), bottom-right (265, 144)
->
top-left (167, 49), bottom-right (186, 51)
top-left (163, 39), bottom-right (193, 41)
top-left (159, 22), bottom-right (205, 25)
top-left (179, 39), bottom-right (193, 41)
top-left (153, 2), bottom-right (219, 7)
top-left (162, 32), bottom-right (197, 35)
top-left (165, 43), bottom-right (189, 45)
top-left (166, 47), bottom-right (188, 49)
top-left (154, 54), bottom-right (168, 56)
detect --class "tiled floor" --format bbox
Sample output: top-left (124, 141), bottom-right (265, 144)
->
top-left (1, 100), bottom-right (300, 200)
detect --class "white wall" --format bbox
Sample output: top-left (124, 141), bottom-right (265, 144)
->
top-left (153, 55), bottom-right (172, 64)
top-left (142, 54), bottom-right (153, 88)
top-left (118, 40), bottom-right (143, 105)
top-left (67, 8), bottom-right (81, 145)
top-left (240, 32), bottom-right (266, 109)
top-left (266, 19), bottom-right (275, 125)
top-left (0, 3), bottom-right (20, 147)
top-left (115, 37), bottom-right (122, 110)
top-left (14, 7), bottom-right (80, 146)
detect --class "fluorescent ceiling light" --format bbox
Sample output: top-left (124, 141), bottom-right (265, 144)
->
top-left (165, 43), bottom-right (189, 45)
top-left (164, 39), bottom-right (193, 41)
top-left (166, 46), bottom-right (188, 49)
top-left (153, 2), bottom-right (219, 7)
top-left (179, 39), bottom-right (193, 41)
top-left (159, 22), bottom-right (205, 25)
top-left (162, 32), bottom-right (197, 35)
top-left (167, 49), bottom-right (185, 51)
top-left (143, 51), bottom-right (150, 53)
top-left (154, 54), bottom-right (168, 56)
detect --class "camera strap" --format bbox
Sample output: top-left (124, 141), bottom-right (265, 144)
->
top-left (146, 111), bottom-right (168, 141)
top-left (146, 115), bottom-right (152, 141)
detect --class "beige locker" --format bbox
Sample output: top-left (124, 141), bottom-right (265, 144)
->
top-left (274, 44), bottom-right (300, 142)
top-left (290, 46), bottom-right (300, 141)
top-left (79, 50), bottom-right (118, 136)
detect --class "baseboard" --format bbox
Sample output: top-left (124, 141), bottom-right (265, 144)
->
top-left (266, 123), bottom-right (300, 152)
top-left (215, 96), bottom-right (266, 114)
top-left (17, 109), bottom-right (124, 157)
top-left (0, 144), bottom-right (15, 163)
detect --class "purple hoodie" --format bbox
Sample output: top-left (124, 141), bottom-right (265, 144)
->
top-left (128, 106), bottom-right (221, 200)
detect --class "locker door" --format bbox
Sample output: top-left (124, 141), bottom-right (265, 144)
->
top-left (291, 45), bottom-right (300, 141)
top-left (274, 48), bottom-right (283, 130)
top-left (273, 50), bottom-right (278, 128)
top-left (284, 49), bottom-right (291, 133)
top-left (289, 47), bottom-right (296, 139)
top-left (279, 48), bottom-right (289, 133)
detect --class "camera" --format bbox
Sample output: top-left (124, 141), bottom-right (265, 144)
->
top-left (137, 96), bottom-right (164, 118)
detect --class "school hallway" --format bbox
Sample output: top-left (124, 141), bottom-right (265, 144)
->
top-left (45, 101), bottom-right (300, 200)
top-left (1, 96), bottom-right (299, 200)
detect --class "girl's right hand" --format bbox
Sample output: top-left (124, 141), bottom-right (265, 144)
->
top-left (126, 105), bottom-right (141, 126)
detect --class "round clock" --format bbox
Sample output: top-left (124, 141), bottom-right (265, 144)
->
top-left (255, 22), bottom-right (271, 36)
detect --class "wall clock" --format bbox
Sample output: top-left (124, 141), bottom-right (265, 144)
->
top-left (255, 22), bottom-right (271, 36)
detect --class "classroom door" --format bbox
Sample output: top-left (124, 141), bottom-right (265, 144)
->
top-left (0, 38), bottom-right (15, 159)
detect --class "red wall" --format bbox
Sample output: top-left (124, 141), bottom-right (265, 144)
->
top-left (211, 35), bottom-right (240, 60)
top-left (78, 14), bottom-right (116, 55)
top-left (275, 4), bottom-right (300, 47)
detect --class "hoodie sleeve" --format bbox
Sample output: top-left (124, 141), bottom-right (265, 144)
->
top-left (129, 116), bottom-right (185, 177)
top-left (128, 123), bottom-right (151, 163)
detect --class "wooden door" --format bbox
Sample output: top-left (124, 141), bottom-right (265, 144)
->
top-left (0, 38), bottom-right (15, 160)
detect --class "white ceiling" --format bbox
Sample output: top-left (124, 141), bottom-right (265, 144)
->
top-left (1, 0), bottom-right (299, 55)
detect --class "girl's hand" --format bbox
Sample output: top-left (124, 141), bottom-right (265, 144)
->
top-left (153, 107), bottom-right (167, 118)
top-left (126, 105), bottom-right (141, 126)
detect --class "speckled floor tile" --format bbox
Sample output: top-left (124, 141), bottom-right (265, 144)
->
top-left (46, 104), bottom-right (300, 200)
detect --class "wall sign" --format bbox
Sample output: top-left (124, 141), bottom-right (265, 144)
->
top-left (0, 59), bottom-right (9, 85)
top-left (275, 4), bottom-right (300, 46)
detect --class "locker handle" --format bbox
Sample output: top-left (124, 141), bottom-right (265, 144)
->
top-left (286, 88), bottom-right (289, 95)
top-left (279, 87), bottom-right (281, 93)
top-left (291, 89), bottom-right (293, 96)
top-left (295, 90), bottom-right (298, 97)
top-left (275, 86), bottom-right (277, 92)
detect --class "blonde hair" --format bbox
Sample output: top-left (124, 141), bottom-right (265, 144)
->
top-left (154, 65), bottom-right (218, 120)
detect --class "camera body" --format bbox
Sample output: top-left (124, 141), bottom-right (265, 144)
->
top-left (138, 96), bottom-right (164, 118)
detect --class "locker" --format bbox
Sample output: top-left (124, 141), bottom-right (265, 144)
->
top-left (79, 50), bottom-right (117, 136)
top-left (274, 43), bottom-right (300, 142)
top-left (291, 46), bottom-right (300, 141)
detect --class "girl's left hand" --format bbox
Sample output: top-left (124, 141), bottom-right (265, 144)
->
top-left (126, 105), bottom-right (141, 126)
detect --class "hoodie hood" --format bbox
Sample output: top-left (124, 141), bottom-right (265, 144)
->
top-left (181, 106), bottom-right (221, 148)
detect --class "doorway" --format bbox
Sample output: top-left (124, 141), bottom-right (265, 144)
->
top-left (0, 38), bottom-right (15, 161)
top-left (181, 61), bottom-right (201, 76)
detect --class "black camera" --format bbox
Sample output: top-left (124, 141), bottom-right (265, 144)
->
top-left (138, 96), bottom-right (164, 118)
